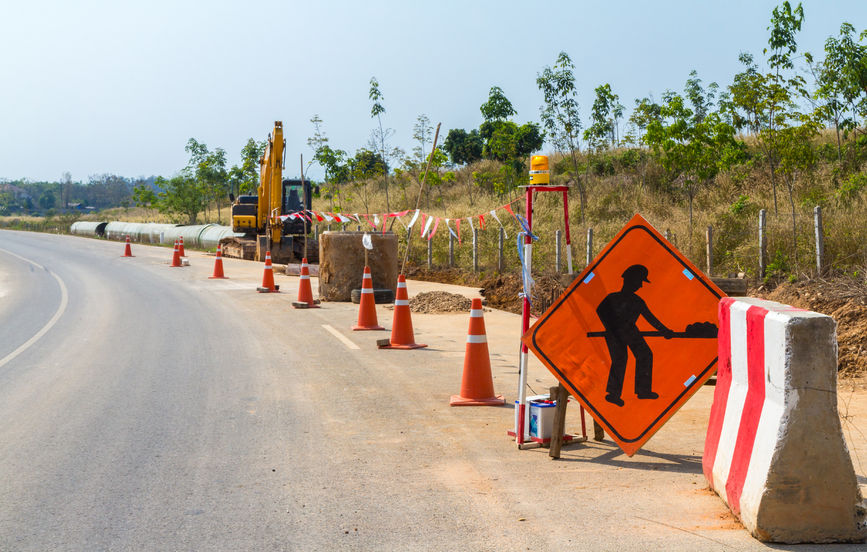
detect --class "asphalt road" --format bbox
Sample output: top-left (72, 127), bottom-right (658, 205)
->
top-left (0, 230), bottom-right (864, 551)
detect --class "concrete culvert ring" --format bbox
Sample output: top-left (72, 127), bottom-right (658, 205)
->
top-left (350, 288), bottom-right (395, 304)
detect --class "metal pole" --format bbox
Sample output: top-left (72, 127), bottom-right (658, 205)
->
top-left (562, 190), bottom-right (573, 274)
top-left (706, 225), bottom-right (713, 277)
top-left (450, 227), bottom-right (458, 266)
top-left (759, 209), bottom-right (767, 279)
top-left (814, 206), bottom-right (824, 274)
top-left (586, 228), bottom-right (593, 267)
top-left (473, 228), bottom-right (479, 272)
top-left (517, 188), bottom-right (533, 448)
top-left (427, 238), bottom-right (433, 269)
top-left (357, 225), bottom-right (361, 232)
top-left (555, 230), bottom-right (562, 273)
top-left (314, 224), bottom-right (319, 241)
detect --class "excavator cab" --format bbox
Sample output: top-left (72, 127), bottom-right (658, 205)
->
top-left (280, 179), bottom-right (312, 235)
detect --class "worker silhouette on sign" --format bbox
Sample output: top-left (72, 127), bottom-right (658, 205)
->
top-left (596, 264), bottom-right (674, 407)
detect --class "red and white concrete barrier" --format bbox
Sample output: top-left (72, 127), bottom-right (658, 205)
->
top-left (704, 297), bottom-right (865, 543)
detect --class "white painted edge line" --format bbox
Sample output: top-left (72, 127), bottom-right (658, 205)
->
top-left (321, 324), bottom-right (360, 350)
top-left (0, 247), bottom-right (69, 370)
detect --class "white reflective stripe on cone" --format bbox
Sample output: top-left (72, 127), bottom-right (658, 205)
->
top-left (394, 299), bottom-right (409, 306)
top-left (363, 273), bottom-right (372, 279)
top-left (300, 275), bottom-right (310, 280)
top-left (361, 288), bottom-right (373, 294)
top-left (467, 335), bottom-right (487, 344)
top-left (397, 282), bottom-right (406, 288)
top-left (470, 309), bottom-right (483, 317)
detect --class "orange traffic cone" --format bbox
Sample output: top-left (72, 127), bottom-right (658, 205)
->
top-left (450, 298), bottom-right (504, 406)
top-left (257, 251), bottom-right (278, 292)
top-left (292, 258), bottom-right (319, 308)
top-left (122, 235), bottom-right (134, 257)
top-left (209, 244), bottom-right (228, 279)
top-left (178, 236), bottom-right (186, 257)
top-left (169, 240), bottom-right (182, 267)
top-left (352, 266), bottom-right (384, 331)
top-left (378, 275), bottom-right (426, 349)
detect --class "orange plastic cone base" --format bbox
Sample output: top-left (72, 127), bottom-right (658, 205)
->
top-left (379, 275), bottom-right (426, 349)
top-left (352, 266), bottom-right (385, 331)
top-left (450, 298), bottom-right (503, 406)
top-left (293, 258), bottom-right (319, 308)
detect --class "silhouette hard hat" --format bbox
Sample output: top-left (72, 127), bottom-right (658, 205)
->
top-left (622, 264), bottom-right (650, 283)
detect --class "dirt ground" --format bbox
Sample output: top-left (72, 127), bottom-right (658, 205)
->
top-left (409, 265), bottom-right (867, 377)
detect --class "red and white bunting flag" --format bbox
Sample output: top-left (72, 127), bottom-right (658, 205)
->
top-left (428, 217), bottom-right (441, 240)
top-left (490, 209), bottom-right (508, 238)
top-left (479, 214), bottom-right (486, 230)
top-left (421, 213), bottom-right (433, 237)
top-left (407, 209), bottom-right (421, 229)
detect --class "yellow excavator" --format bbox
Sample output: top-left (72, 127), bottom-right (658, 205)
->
top-left (222, 121), bottom-right (318, 263)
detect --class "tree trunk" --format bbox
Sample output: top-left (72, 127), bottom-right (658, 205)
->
top-left (570, 149), bottom-right (586, 223)
top-left (787, 175), bottom-right (798, 272)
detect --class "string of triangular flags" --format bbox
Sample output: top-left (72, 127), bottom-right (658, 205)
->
top-left (278, 198), bottom-right (523, 244)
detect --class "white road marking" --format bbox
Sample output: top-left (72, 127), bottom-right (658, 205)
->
top-left (321, 324), bottom-right (360, 350)
top-left (0, 247), bottom-right (69, 369)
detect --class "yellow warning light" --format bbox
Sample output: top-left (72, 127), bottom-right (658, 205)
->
top-left (529, 155), bottom-right (550, 184)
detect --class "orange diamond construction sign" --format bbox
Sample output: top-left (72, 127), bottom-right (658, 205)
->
top-left (523, 214), bottom-right (725, 456)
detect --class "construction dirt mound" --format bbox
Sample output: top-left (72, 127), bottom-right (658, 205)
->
top-left (408, 291), bottom-right (473, 314)
top-left (755, 276), bottom-right (867, 377)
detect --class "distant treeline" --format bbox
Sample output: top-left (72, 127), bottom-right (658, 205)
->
top-left (0, 174), bottom-right (157, 215)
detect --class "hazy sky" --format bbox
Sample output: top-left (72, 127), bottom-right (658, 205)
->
top-left (1, 0), bottom-right (865, 182)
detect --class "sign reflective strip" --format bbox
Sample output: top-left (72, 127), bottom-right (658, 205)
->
top-left (583, 272), bottom-right (595, 284)
top-left (684, 375), bottom-right (696, 387)
top-left (361, 288), bottom-right (373, 294)
top-left (467, 335), bottom-right (487, 344)
top-left (395, 299), bottom-right (409, 306)
top-left (470, 309), bottom-right (483, 318)
top-left (683, 268), bottom-right (694, 280)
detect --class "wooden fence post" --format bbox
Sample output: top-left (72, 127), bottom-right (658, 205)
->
top-left (585, 228), bottom-right (593, 266)
top-left (814, 206), bottom-right (824, 274)
top-left (314, 224), bottom-right (319, 241)
top-left (706, 225), bottom-right (713, 277)
top-left (473, 228), bottom-right (479, 272)
top-left (356, 225), bottom-right (361, 232)
top-left (497, 227), bottom-right (503, 272)
top-left (555, 230), bottom-right (562, 273)
top-left (449, 232), bottom-right (455, 267)
top-left (759, 209), bottom-right (767, 279)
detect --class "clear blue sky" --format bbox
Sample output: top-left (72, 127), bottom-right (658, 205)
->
top-left (1, 0), bottom-right (864, 182)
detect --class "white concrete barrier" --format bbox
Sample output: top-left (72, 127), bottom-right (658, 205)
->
top-left (703, 297), bottom-right (865, 543)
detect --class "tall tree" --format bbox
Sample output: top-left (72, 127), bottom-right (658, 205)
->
top-left (584, 84), bottom-right (623, 150)
top-left (645, 91), bottom-right (742, 255)
top-left (480, 86), bottom-right (517, 122)
top-left (369, 77), bottom-right (394, 211)
top-left (537, 51), bottom-right (587, 221)
top-left (442, 128), bottom-right (483, 165)
top-left (412, 114), bottom-right (433, 163)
